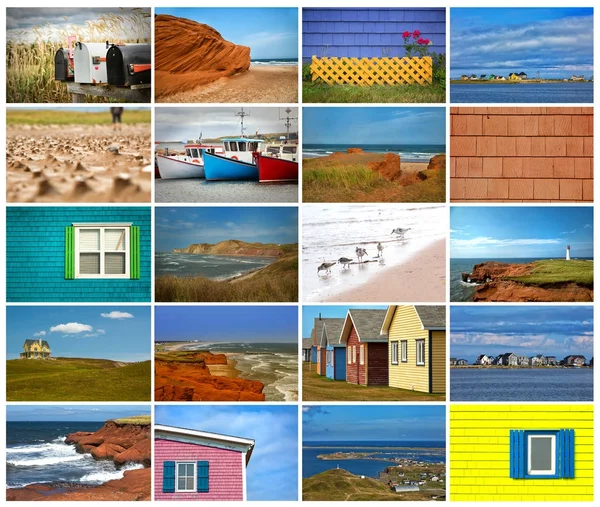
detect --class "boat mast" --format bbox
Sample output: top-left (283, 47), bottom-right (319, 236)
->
top-left (279, 107), bottom-right (298, 141)
top-left (235, 108), bottom-right (250, 138)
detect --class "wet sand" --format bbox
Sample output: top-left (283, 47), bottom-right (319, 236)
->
top-left (327, 239), bottom-right (446, 302)
top-left (158, 66), bottom-right (298, 103)
top-left (6, 124), bottom-right (151, 203)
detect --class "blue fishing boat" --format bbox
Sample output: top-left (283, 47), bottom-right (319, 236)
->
top-left (203, 150), bottom-right (259, 181)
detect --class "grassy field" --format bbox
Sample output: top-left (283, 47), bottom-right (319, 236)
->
top-left (6, 108), bottom-right (151, 125)
top-left (113, 415), bottom-right (151, 425)
top-left (303, 82), bottom-right (445, 103)
top-left (155, 250), bottom-right (298, 302)
top-left (506, 260), bottom-right (594, 287)
top-left (7, 358), bottom-right (151, 401)
top-left (302, 364), bottom-right (445, 401)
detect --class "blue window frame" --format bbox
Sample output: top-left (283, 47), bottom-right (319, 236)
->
top-left (510, 429), bottom-right (575, 479)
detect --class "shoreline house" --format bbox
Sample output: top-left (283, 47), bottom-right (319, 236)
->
top-left (530, 354), bottom-right (546, 366)
top-left (382, 305), bottom-right (445, 394)
top-left (323, 319), bottom-right (346, 381)
top-left (456, 358), bottom-right (468, 366)
top-left (496, 353), bottom-right (517, 366)
top-left (563, 355), bottom-right (587, 367)
top-left (341, 309), bottom-right (388, 386)
top-left (302, 338), bottom-right (312, 362)
top-left (475, 354), bottom-right (493, 366)
top-left (546, 356), bottom-right (558, 366)
top-left (517, 356), bottom-right (530, 366)
top-left (20, 338), bottom-right (51, 359)
top-left (155, 424), bottom-right (255, 501)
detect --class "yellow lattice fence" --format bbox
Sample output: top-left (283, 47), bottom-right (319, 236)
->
top-left (311, 56), bottom-right (433, 86)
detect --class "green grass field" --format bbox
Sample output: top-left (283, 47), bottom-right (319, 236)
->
top-left (506, 260), bottom-right (594, 288)
top-left (303, 81), bottom-right (445, 103)
top-left (7, 358), bottom-right (151, 401)
top-left (113, 415), bottom-right (151, 425)
top-left (6, 108), bottom-right (151, 125)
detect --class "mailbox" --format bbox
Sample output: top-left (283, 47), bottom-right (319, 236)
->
top-left (73, 42), bottom-right (110, 84)
top-left (106, 44), bottom-right (151, 87)
top-left (54, 48), bottom-right (74, 81)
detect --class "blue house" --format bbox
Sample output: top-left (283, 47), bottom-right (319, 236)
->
top-left (302, 8), bottom-right (446, 62)
top-left (321, 319), bottom-right (346, 381)
top-left (7, 207), bottom-right (151, 302)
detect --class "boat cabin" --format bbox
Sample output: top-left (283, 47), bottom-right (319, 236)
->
top-left (184, 144), bottom-right (222, 161)
top-left (221, 138), bottom-right (263, 164)
top-left (263, 143), bottom-right (298, 162)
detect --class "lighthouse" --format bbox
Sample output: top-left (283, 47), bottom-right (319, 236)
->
top-left (566, 245), bottom-right (571, 261)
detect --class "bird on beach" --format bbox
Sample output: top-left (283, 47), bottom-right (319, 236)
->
top-left (338, 257), bottom-right (353, 269)
top-left (317, 262), bottom-right (336, 274)
top-left (391, 227), bottom-right (411, 240)
top-left (355, 247), bottom-right (368, 263)
top-left (377, 243), bottom-right (384, 257)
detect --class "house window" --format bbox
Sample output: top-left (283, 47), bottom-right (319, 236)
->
top-left (74, 224), bottom-right (130, 278)
top-left (347, 347), bottom-right (351, 365)
top-left (176, 462), bottom-right (196, 492)
top-left (326, 350), bottom-right (332, 365)
top-left (510, 429), bottom-right (574, 479)
top-left (416, 340), bottom-right (425, 366)
top-left (528, 434), bottom-right (555, 475)
top-left (401, 340), bottom-right (408, 363)
top-left (359, 344), bottom-right (365, 365)
top-left (391, 342), bottom-right (398, 365)
top-left (352, 345), bottom-right (356, 364)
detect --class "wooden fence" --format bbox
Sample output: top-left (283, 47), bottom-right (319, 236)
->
top-left (310, 56), bottom-right (432, 86)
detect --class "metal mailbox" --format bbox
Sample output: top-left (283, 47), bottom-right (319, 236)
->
top-left (106, 43), bottom-right (151, 87)
top-left (73, 42), bottom-right (110, 84)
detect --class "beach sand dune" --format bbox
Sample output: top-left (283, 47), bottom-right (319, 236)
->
top-left (7, 124), bottom-right (151, 203)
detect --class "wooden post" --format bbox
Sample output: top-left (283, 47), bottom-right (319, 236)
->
top-left (66, 82), bottom-right (151, 103)
top-left (72, 93), bottom-right (85, 103)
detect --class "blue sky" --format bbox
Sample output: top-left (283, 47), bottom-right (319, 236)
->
top-left (156, 405), bottom-right (297, 501)
top-left (156, 8), bottom-right (298, 59)
top-left (451, 306), bottom-right (593, 363)
top-left (302, 305), bottom-right (386, 338)
top-left (451, 8), bottom-right (593, 78)
top-left (156, 306), bottom-right (297, 343)
top-left (7, 405), bottom-right (150, 422)
top-left (6, 306), bottom-right (150, 362)
top-left (303, 107), bottom-right (446, 145)
top-left (155, 207), bottom-right (298, 252)
top-left (303, 405), bottom-right (445, 442)
top-left (450, 207), bottom-right (593, 259)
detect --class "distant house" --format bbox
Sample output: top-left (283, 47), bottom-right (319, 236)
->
top-left (546, 356), bottom-right (558, 366)
top-left (475, 354), bottom-right (493, 366)
top-left (469, 74), bottom-right (478, 80)
top-left (460, 75), bottom-right (468, 80)
top-left (530, 354), bottom-right (547, 366)
top-left (497, 353), bottom-right (517, 366)
top-left (456, 359), bottom-right (468, 366)
top-left (563, 355), bottom-right (586, 366)
top-left (488, 74), bottom-right (496, 80)
top-left (570, 75), bottom-right (585, 81)
top-left (509, 73), bottom-right (520, 81)
top-left (480, 74), bottom-right (487, 80)
top-left (323, 319), bottom-right (347, 381)
top-left (450, 357), bottom-right (457, 366)
top-left (517, 356), bottom-right (530, 366)
top-left (20, 338), bottom-right (51, 359)
top-left (497, 76), bottom-right (506, 80)
top-left (518, 72), bottom-right (527, 79)
top-left (155, 424), bottom-right (254, 501)
top-left (302, 338), bottom-right (312, 362)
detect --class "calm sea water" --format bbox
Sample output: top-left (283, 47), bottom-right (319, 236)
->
top-left (451, 368), bottom-right (593, 402)
top-left (450, 82), bottom-right (593, 103)
top-left (7, 421), bottom-right (143, 488)
top-left (303, 144), bottom-right (445, 163)
top-left (303, 441), bottom-right (445, 478)
top-left (251, 58), bottom-right (297, 66)
top-left (155, 252), bottom-right (275, 280)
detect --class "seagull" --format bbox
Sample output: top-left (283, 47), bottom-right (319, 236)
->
top-left (338, 257), bottom-right (353, 269)
top-left (317, 262), bottom-right (336, 274)
top-left (355, 247), bottom-right (368, 263)
top-left (377, 243), bottom-right (384, 257)
top-left (391, 227), bottom-right (411, 240)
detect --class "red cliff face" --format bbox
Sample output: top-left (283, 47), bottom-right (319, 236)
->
top-left (473, 281), bottom-right (594, 302)
top-left (427, 154), bottom-right (446, 171)
top-left (173, 239), bottom-right (283, 257)
top-left (367, 153), bottom-right (402, 182)
top-left (462, 261), bottom-right (533, 283)
top-left (155, 14), bottom-right (251, 97)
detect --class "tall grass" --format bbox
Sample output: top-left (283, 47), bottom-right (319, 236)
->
top-left (7, 8), bottom-right (150, 103)
top-left (507, 260), bottom-right (594, 287)
top-left (6, 108), bottom-right (151, 125)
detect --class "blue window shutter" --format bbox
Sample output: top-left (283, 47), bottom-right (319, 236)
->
top-left (197, 461), bottom-right (209, 492)
top-left (65, 226), bottom-right (75, 279)
top-left (163, 461), bottom-right (175, 493)
top-left (560, 429), bottom-right (575, 478)
top-left (510, 430), bottom-right (525, 478)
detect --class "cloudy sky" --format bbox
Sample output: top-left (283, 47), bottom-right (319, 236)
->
top-left (7, 306), bottom-right (150, 362)
top-left (6, 8), bottom-right (150, 42)
top-left (451, 306), bottom-right (593, 362)
top-left (7, 404), bottom-right (150, 422)
top-left (156, 405), bottom-right (298, 501)
top-left (155, 107), bottom-right (298, 142)
top-left (451, 8), bottom-right (593, 78)
top-left (451, 206), bottom-right (593, 259)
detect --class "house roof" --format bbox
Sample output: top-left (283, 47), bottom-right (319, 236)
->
top-left (302, 338), bottom-right (312, 349)
top-left (24, 339), bottom-right (50, 348)
top-left (341, 309), bottom-right (388, 343)
top-left (381, 305), bottom-right (445, 335)
top-left (322, 319), bottom-right (345, 347)
top-left (154, 424), bottom-right (255, 465)
top-left (315, 317), bottom-right (345, 347)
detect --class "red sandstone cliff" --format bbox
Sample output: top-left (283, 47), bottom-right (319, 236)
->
top-left (155, 14), bottom-right (251, 98)
top-left (173, 239), bottom-right (283, 257)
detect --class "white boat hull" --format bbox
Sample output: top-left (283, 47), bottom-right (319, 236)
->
top-left (156, 154), bottom-right (205, 179)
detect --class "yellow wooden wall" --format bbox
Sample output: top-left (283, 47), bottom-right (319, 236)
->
top-left (430, 330), bottom-right (446, 394)
top-left (450, 405), bottom-right (593, 501)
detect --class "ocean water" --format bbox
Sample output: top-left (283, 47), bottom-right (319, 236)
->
top-left (251, 58), bottom-right (298, 66)
top-left (155, 252), bottom-right (275, 280)
top-left (450, 257), bottom-right (594, 302)
top-left (303, 441), bottom-right (446, 478)
top-left (303, 143), bottom-right (445, 163)
top-left (303, 204), bottom-right (446, 302)
top-left (450, 82), bottom-right (593, 103)
top-left (451, 368), bottom-right (593, 402)
top-left (6, 421), bottom-right (144, 488)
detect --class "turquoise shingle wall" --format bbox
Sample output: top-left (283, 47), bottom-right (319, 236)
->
top-left (7, 207), bottom-right (151, 302)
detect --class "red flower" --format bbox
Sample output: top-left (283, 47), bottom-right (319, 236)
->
top-left (417, 38), bottom-right (426, 45)
top-left (402, 31), bottom-right (411, 38)
top-left (413, 29), bottom-right (421, 38)
top-left (422, 38), bottom-right (431, 45)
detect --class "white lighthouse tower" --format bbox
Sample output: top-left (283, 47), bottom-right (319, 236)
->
top-left (566, 245), bottom-right (571, 261)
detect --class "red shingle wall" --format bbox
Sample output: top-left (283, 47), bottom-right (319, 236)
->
top-left (366, 342), bottom-right (388, 386)
top-left (155, 438), bottom-right (244, 501)
top-left (450, 107), bottom-right (593, 202)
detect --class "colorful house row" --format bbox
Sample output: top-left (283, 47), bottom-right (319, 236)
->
top-left (309, 305), bottom-right (446, 394)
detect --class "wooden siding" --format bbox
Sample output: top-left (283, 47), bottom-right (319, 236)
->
top-left (317, 347), bottom-right (327, 375)
top-left (366, 342), bottom-right (388, 385)
top-left (450, 405), bottom-right (593, 501)
top-left (430, 330), bottom-right (446, 394)
top-left (345, 324), bottom-right (366, 384)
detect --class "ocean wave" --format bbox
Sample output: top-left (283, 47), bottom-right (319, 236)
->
top-left (80, 463), bottom-right (144, 484)
top-left (6, 442), bottom-right (72, 455)
top-left (8, 455), bottom-right (86, 467)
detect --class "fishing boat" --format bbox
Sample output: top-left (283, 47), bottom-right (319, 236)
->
top-left (203, 150), bottom-right (259, 181)
top-left (254, 146), bottom-right (299, 182)
top-left (155, 143), bottom-right (223, 179)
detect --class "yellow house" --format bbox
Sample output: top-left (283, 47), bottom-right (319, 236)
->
top-left (509, 73), bottom-right (521, 81)
top-left (20, 338), bottom-right (51, 359)
top-left (450, 405), bottom-right (593, 501)
top-left (380, 305), bottom-right (445, 394)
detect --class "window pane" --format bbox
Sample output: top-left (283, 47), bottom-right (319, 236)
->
top-left (105, 253), bottom-right (125, 274)
top-left (177, 478), bottom-right (186, 490)
top-left (105, 229), bottom-right (126, 251)
top-left (80, 253), bottom-right (100, 274)
top-left (531, 437), bottom-right (553, 471)
top-left (185, 477), bottom-right (194, 490)
top-left (79, 229), bottom-right (100, 251)
top-left (178, 463), bottom-right (186, 475)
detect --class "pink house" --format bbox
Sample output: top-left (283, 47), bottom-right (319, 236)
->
top-left (155, 424), bottom-right (255, 501)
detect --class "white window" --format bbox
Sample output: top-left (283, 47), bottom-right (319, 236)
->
top-left (326, 350), bottom-right (332, 365)
top-left (359, 344), bottom-right (365, 365)
top-left (401, 341), bottom-right (408, 363)
top-left (347, 347), bottom-right (351, 365)
top-left (74, 224), bottom-right (131, 279)
top-left (391, 342), bottom-right (399, 365)
top-left (416, 340), bottom-right (425, 366)
top-left (176, 462), bottom-right (196, 492)
top-left (352, 345), bottom-right (356, 364)
top-left (528, 434), bottom-right (556, 475)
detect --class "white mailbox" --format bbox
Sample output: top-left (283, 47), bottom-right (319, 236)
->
top-left (73, 42), bottom-right (109, 84)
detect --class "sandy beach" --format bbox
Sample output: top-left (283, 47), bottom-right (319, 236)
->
top-left (6, 124), bottom-right (151, 203)
top-left (207, 358), bottom-right (240, 378)
top-left (157, 65), bottom-right (298, 103)
top-left (327, 239), bottom-right (446, 302)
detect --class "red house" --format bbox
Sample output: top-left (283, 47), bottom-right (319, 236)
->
top-left (340, 309), bottom-right (388, 386)
top-left (155, 424), bottom-right (255, 501)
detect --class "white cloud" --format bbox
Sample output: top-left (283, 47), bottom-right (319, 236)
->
top-left (101, 311), bottom-right (134, 320)
top-left (50, 322), bottom-right (93, 334)
top-left (451, 236), bottom-right (560, 248)
top-left (98, 329), bottom-right (106, 334)
top-left (33, 331), bottom-right (46, 337)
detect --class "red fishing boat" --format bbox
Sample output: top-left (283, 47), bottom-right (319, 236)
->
top-left (253, 151), bottom-right (299, 183)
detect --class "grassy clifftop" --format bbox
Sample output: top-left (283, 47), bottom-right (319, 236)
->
top-left (506, 260), bottom-right (593, 288)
